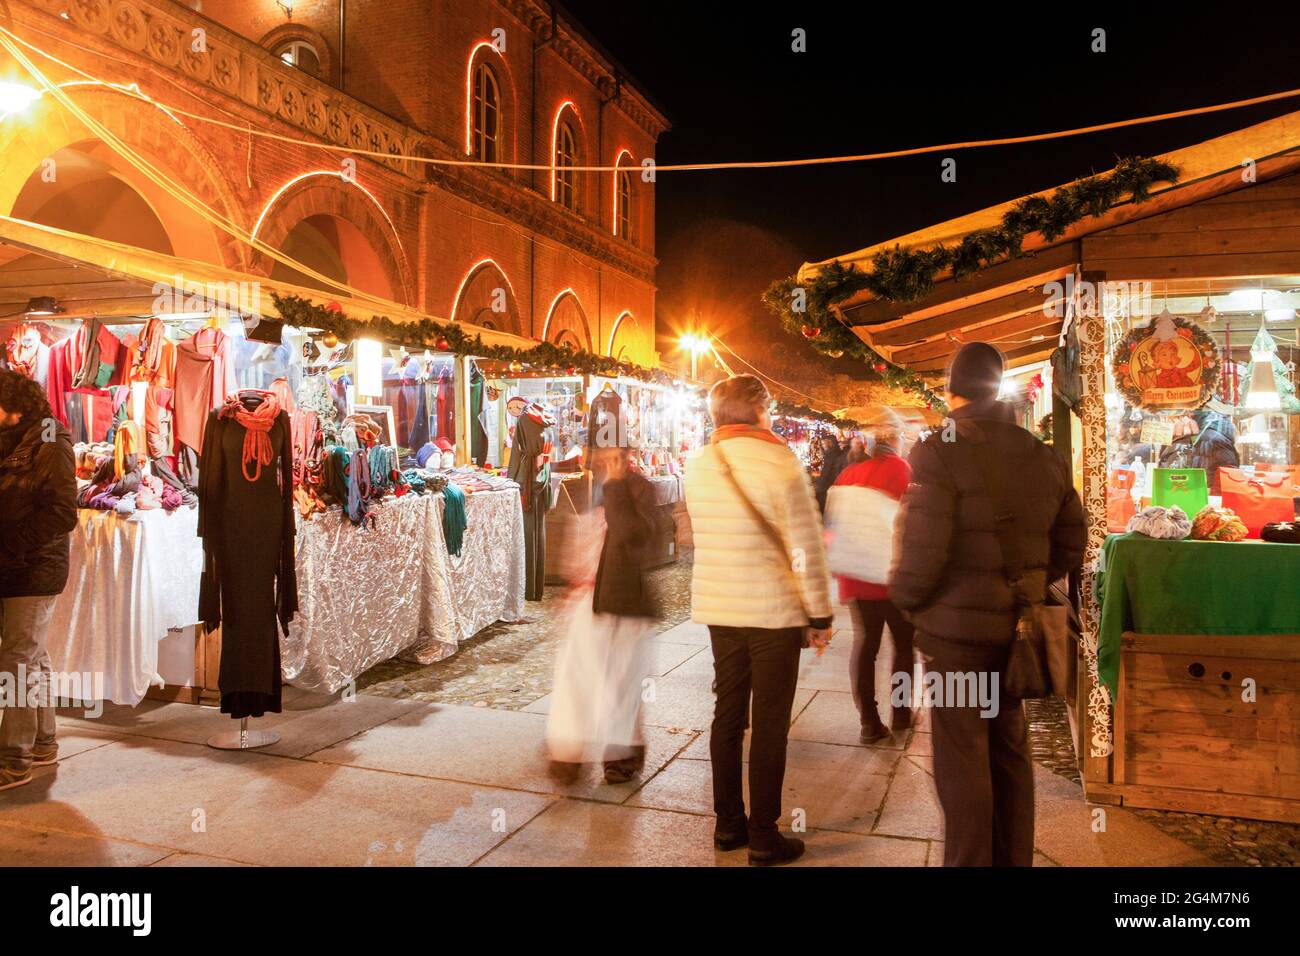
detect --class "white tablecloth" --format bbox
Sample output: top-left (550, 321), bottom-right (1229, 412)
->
top-left (46, 507), bottom-right (203, 706)
top-left (281, 488), bottom-right (526, 693)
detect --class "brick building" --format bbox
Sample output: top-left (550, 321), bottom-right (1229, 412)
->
top-left (0, 0), bottom-right (668, 364)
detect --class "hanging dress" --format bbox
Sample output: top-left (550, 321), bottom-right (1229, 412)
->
top-left (174, 327), bottom-right (237, 456)
top-left (197, 392), bottom-right (298, 719)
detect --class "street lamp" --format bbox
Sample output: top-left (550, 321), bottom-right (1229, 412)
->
top-left (0, 82), bottom-right (41, 117)
top-left (680, 332), bottom-right (711, 381)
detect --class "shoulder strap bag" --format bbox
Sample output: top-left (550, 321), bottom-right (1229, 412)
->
top-left (950, 421), bottom-right (1066, 700)
top-left (713, 443), bottom-right (814, 645)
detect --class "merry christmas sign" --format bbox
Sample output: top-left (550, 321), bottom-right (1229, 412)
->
top-left (1111, 309), bottom-right (1220, 410)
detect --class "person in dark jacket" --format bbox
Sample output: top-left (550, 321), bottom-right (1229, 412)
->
top-left (813, 434), bottom-right (847, 512)
top-left (546, 444), bottom-right (661, 785)
top-left (0, 368), bottom-right (77, 792)
top-left (889, 343), bottom-right (1085, 867)
top-left (1158, 410), bottom-right (1239, 493)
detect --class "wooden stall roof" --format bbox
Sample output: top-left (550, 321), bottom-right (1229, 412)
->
top-left (0, 215), bottom-right (539, 352)
top-left (798, 110), bottom-right (1300, 382)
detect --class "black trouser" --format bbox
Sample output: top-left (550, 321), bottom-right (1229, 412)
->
top-left (708, 625), bottom-right (803, 842)
top-left (922, 635), bottom-right (1034, 867)
top-left (850, 598), bottom-right (915, 726)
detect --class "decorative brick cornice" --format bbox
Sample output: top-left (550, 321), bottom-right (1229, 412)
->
top-left (503, 0), bottom-right (671, 140)
top-left (13, 0), bottom-right (657, 283)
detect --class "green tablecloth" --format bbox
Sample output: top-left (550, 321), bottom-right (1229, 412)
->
top-left (1096, 533), bottom-right (1300, 701)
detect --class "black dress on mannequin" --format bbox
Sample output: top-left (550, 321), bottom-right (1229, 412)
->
top-left (197, 393), bottom-right (298, 718)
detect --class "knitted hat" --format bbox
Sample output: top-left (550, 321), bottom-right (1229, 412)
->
top-left (416, 442), bottom-right (437, 468)
top-left (434, 437), bottom-right (454, 453)
top-left (947, 342), bottom-right (1005, 402)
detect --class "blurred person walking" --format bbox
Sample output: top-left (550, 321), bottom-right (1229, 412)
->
top-left (890, 343), bottom-right (1084, 866)
top-left (547, 443), bottom-right (660, 785)
top-left (813, 432), bottom-right (846, 512)
top-left (686, 375), bottom-right (833, 866)
top-left (0, 369), bottom-right (77, 792)
top-left (824, 406), bottom-right (914, 743)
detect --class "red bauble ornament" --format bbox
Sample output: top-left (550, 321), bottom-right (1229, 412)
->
top-left (800, 325), bottom-right (821, 339)
top-left (326, 301), bottom-right (343, 313)
top-left (565, 365), bottom-right (577, 376)
top-left (436, 337), bottom-right (451, 351)
top-left (873, 361), bottom-right (887, 373)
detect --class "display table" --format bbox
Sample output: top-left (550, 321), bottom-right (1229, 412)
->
top-left (282, 488), bottom-right (526, 692)
top-left (1094, 533), bottom-right (1300, 823)
top-left (1097, 534), bottom-right (1300, 697)
top-left (46, 507), bottom-right (203, 706)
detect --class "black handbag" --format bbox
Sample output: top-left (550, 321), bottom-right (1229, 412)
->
top-left (957, 422), bottom-right (1061, 700)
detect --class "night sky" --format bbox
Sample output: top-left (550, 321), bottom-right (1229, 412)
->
top-left (560, 3), bottom-right (1300, 378)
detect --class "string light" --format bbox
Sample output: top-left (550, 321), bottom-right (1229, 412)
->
top-left (4, 24), bottom-right (1299, 175)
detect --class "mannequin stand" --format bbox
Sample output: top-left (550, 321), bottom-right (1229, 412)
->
top-left (207, 717), bottom-right (280, 750)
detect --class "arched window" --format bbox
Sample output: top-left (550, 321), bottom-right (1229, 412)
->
top-left (617, 169), bottom-right (632, 240)
top-left (276, 39), bottom-right (320, 77)
top-left (554, 121), bottom-right (577, 210)
top-left (471, 62), bottom-right (500, 163)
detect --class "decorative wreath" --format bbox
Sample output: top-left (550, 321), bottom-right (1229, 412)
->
top-left (1110, 313), bottom-right (1220, 410)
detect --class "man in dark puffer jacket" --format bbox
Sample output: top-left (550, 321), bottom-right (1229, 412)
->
top-left (889, 343), bottom-right (1085, 867)
top-left (0, 368), bottom-right (77, 792)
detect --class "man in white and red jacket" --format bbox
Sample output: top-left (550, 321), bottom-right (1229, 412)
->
top-left (825, 407), bottom-right (914, 742)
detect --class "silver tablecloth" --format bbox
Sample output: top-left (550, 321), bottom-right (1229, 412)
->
top-left (404, 487), bottom-right (527, 665)
top-left (46, 507), bottom-right (203, 705)
top-left (646, 474), bottom-right (684, 505)
top-left (281, 489), bottom-right (526, 692)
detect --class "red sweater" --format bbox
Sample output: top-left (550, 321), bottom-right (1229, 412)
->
top-left (832, 449), bottom-right (912, 602)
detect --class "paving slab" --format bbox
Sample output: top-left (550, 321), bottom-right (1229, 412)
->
top-left (649, 621), bottom-right (712, 646)
top-left (151, 852), bottom-right (257, 867)
top-left (629, 750), bottom-right (890, 835)
top-left (0, 736), bottom-right (553, 866)
top-left (875, 753), bottom-right (945, 840)
top-left (57, 692), bottom-right (425, 760)
top-left (0, 820), bottom-right (170, 866)
top-left (309, 701), bottom-right (695, 801)
top-left (789, 690), bottom-right (905, 750)
top-left (476, 798), bottom-right (926, 867)
top-left (1029, 764), bottom-right (1209, 867)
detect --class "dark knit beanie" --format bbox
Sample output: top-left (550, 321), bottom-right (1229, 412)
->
top-left (947, 342), bottom-right (1005, 402)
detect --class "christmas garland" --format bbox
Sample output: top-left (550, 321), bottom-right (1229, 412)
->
top-left (272, 292), bottom-right (680, 386)
top-left (763, 155), bottom-right (1180, 407)
top-left (273, 293), bottom-right (860, 428)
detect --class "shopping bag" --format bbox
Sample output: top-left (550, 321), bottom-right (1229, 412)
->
top-left (1219, 467), bottom-right (1297, 538)
top-left (1151, 468), bottom-right (1209, 518)
top-left (1107, 470), bottom-right (1138, 533)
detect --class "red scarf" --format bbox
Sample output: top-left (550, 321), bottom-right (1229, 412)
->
top-left (220, 390), bottom-right (281, 482)
top-left (710, 423), bottom-right (786, 446)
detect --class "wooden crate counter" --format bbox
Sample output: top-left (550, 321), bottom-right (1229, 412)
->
top-left (1095, 533), bottom-right (1300, 822)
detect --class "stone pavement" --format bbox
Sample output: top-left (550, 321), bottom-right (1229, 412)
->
top-left (0, 611), bottom-right (1214, 867)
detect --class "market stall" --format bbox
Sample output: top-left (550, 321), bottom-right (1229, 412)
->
top-left (783, 110), bottom-right (1300, 822)
top-left (0, 217), bottom-right (535, 707)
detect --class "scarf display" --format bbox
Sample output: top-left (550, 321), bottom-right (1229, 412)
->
top-left (219, 390), bottom-right (281, 483)
top-left (1127, 505), bottom-right (1192, 540)
top-left (442, 481), bottom-right (467, 556)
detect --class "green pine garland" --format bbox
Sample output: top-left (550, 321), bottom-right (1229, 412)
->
top-left (763, 155), bottom-right (1181, 406)
top-left (272, 292), bottom-right (680, 386)
top-left (272, 293), bottom-right (860, 428)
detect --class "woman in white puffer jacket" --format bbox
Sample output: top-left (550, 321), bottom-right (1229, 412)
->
top-left (684, 374), bottom-right (831, 867)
